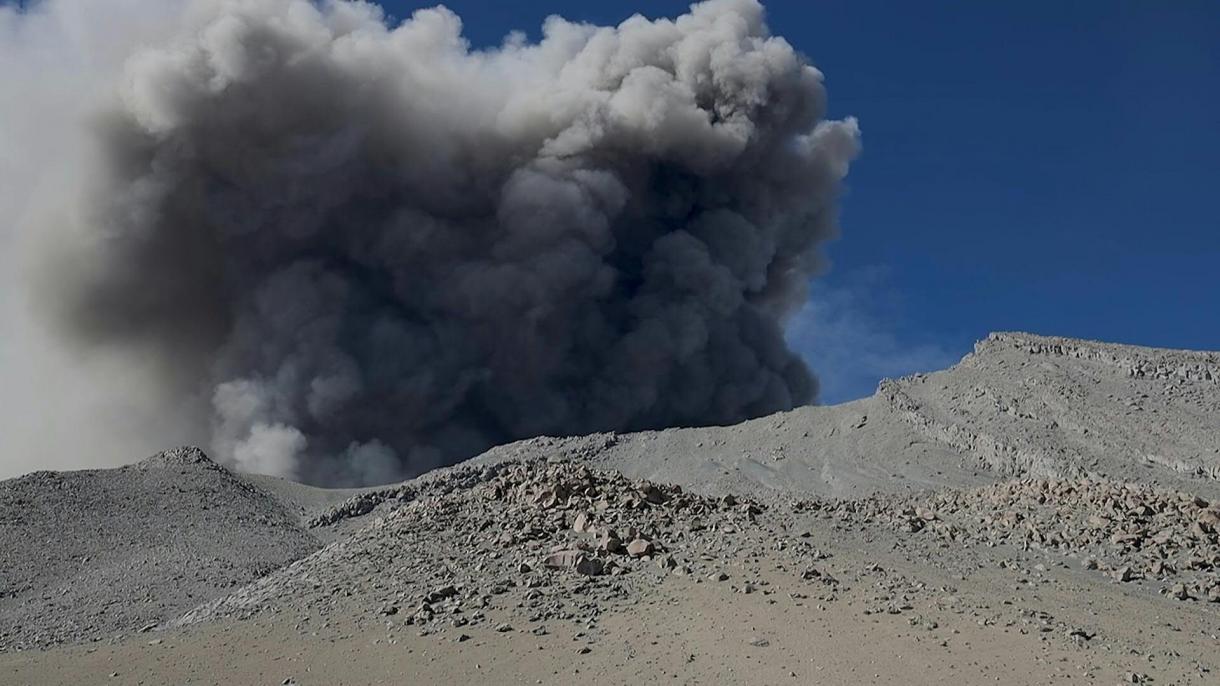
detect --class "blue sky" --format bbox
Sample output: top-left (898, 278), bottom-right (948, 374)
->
top-left (377, 0), bottom-right (1220, 403)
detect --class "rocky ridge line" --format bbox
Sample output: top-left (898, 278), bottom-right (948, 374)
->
top-left (979, 332), bottom-right (1220, 384)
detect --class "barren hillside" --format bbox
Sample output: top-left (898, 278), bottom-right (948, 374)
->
top-left (473, 332), bottom-right (1220, 501)
top-left (3, 333), bottom-right (1219, 686)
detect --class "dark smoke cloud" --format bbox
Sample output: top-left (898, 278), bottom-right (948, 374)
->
top-left (0, 0), bottom-right (858, 485)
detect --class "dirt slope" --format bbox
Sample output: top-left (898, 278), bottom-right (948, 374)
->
top-left (0, 447), bottom-right (319, 651)
top-left (468, 332), bottom-right (1220, 502)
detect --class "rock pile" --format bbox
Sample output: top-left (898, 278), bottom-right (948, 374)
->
top-left (176, 458), bottom-right (767, 635)
top-left (817, 478), bottom-right (1220, 602)
top-left (179, 451), bottom-right (1220, 652)
top-left (307, 487), bottom-right (413, 528)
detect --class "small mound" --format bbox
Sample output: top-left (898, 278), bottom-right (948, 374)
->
top-left (0, 449), bottom-right (319, 651)
top-left (134, 446), bottom-right (219, 471)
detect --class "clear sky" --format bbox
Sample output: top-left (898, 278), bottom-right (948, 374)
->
top-left (377, 0), bottom-right (1220, 403)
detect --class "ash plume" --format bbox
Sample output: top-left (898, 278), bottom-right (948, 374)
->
top-left (0, 0), bottom-right (858, 485)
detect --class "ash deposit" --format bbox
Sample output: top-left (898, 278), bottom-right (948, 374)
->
top-left (3, 333), bottom-right (1219, 685)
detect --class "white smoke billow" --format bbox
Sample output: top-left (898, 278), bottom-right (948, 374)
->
top-left (0, 0), bottom-right (858, 485)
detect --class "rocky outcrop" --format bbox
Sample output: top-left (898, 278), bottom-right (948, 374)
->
top-left (978, 332), bottom-right (1220, 384)
top-left (878, 380), bottom-right (1070, 479)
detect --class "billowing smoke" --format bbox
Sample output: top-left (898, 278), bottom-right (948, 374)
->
top-left (0, 0), bottom-right (858, 485)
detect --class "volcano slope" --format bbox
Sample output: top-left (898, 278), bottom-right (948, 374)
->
top-left (3, 332), bottom-right (1220, 686)
top-left (473, 332), bottom-right (1220, 501)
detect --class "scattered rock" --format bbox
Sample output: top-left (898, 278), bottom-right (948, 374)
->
top-left (626, 538), bottom-right (655, 558)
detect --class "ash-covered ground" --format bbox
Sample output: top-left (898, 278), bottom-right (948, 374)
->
top-left (3, 332), bottom-right (1219, 685)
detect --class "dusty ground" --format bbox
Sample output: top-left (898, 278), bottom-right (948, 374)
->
top-left (0, 589), bottom-right (1135, 685)
top-left (5, 531), bottom-right (1215, 686)
top-left (2, 332), bottom-right (1219, 685)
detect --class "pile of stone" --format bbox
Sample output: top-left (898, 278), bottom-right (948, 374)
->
top-left (499, 460), bottom-right (761, 578)
top-left (176, 458), bottom-right (766, 635)
top-left (305, 461), bottom-right (521, 528)
top-left (307, 487), bottom-right (412, 528)
top-left (815, 478), bottom-right (1220, 602)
